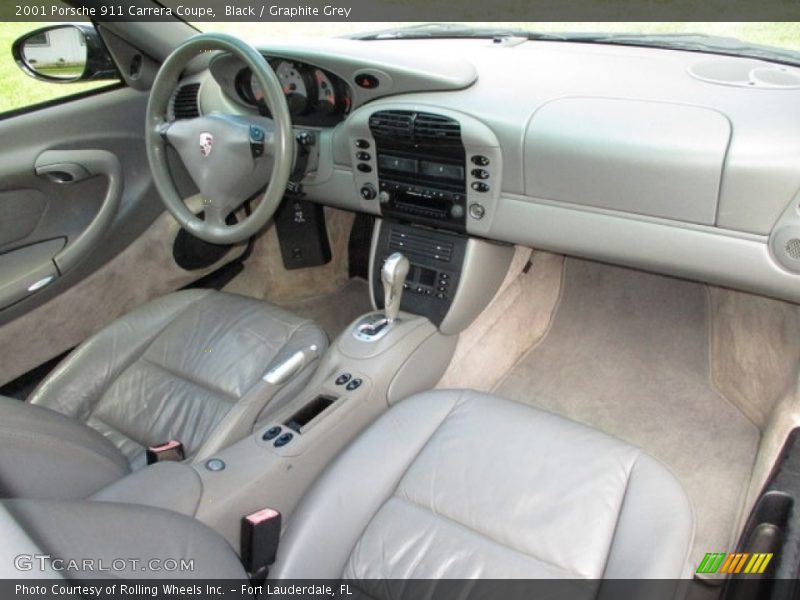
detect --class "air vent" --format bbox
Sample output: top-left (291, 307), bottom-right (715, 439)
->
top-left (369, 110), bottom-right (414, 141)
top-left (388, 228), bottom-right (454, 262)
top-left (369, 110), bottom-right (461, 145)
top-left (172, 83), bottom-right (200, 119)
top-left (414, 113), bottom-right (461, 143)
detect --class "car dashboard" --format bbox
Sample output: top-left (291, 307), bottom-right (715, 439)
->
top-left (176, 36), bottom-right (800, 304)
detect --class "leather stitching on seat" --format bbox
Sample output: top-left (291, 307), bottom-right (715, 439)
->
top-left (138, 357), bottom-right (240, 402)
top-left (391, 494), bottom-right (586, 579)
top-left (80, 290), bottom-right (216, 415)
top-left (342, 391), bottom-right (467, 577)
top-left (596, 449), bottom-right (641, 579)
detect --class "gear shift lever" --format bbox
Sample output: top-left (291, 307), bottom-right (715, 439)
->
top-left (381, 252), bottom-right (410, 323)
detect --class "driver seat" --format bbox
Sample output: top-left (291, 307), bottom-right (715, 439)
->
top-left (0, 289), bottom-right (327, 500)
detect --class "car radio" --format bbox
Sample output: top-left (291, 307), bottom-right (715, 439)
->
top-left (367, 110), bottom-right (467, 232)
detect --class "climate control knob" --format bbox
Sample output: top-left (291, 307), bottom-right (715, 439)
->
top-left (360, 184), bottom-right (377, 200)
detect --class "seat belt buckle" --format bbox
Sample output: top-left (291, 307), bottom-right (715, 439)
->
top-left (146, 440), bottom-right (185, 465)
top-left (241, 507), bottom-right (282, 581)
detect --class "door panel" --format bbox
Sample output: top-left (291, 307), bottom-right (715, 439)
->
top-left (0, 87), bottom-right (164, 323)
top-left (0, 82), bottom-right (242, 385)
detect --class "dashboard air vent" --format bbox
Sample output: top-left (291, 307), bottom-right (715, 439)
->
top-left (172, 83), bottom-right (201, 119)
top-left (388, 228), bottom-right (454, 262)
top-left (369, 110), bottom-right (414, 141)
top-left (369, 110), bottom-right (461, 145)
top-left (414, 113), bottom-right (461, 143)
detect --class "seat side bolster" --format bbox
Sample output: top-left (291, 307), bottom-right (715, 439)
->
top-left (0, 397), bottom-right (129, 500)
top-left (2, 499), bottom-right (247, 580)
top-left (599, 453), bottom-right (696, 584)
top-left (28, 289), bottom-right (214, 419)
top-left (270, 389), bottom-right (466, 579)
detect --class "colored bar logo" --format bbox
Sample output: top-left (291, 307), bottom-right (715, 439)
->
top-left (696, 552), bottom-right (773, 574)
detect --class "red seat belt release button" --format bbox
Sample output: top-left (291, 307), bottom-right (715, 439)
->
top-left (241, 507), bottom-right (282, 577)
top-left (146, 440), bottom-right (185, 465)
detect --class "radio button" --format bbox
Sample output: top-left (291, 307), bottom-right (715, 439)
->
top-left (471, 182), bottom-right (489, 193)
top-left (357, 163), bottom-right (372, 173)
top-left (356, 151), bottom-right (371, 161)
top-left (450, 204), bottom-right (465, 219)
top-left (471, 155), bottom-right (490, 166)
top-left (471, 169), bottom-right (490, 180)
top-left (355, 139), bottom-right (370, 149)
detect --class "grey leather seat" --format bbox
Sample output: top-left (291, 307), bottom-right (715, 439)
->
top-left (0, 289), bottom-right (326, 500)
top-left (272, 390), bottom-right (695, 580)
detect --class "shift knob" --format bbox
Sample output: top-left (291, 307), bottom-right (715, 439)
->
top-left (381, 252), bottom-right (410, 323)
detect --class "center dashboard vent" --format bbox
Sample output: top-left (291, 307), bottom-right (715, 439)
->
top-left (369, 110), bottom-right (461, 145)
top-left (171, 83), bottom-right (201, 119)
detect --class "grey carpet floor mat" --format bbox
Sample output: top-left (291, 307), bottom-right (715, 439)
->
top-left (494, 258), bottom-right (760, 569)
top-left (282, 278), bottom-right (372, 340)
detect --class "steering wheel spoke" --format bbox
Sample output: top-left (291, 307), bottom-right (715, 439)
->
top-left (145, 33), bottom-right (294, 245)
top-left (201, 202), bottom-right (228, 229)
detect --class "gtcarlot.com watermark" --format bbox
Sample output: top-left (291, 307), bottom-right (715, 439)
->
top-left (14, 553), bottom-right (194, 573)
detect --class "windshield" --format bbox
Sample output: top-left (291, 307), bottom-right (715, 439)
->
top-left (195, 22), bottom-right (800, 64)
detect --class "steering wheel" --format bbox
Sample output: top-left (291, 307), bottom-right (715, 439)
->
top-left (145, 33), bottom-right (294, 245)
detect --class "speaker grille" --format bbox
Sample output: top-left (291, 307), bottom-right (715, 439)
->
top-left (785, 238), bottom-right (800, 260)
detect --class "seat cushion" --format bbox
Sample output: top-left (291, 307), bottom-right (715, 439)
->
top-left (29, 290), bottom-right (327, 469)
top-left (272, 389), bottom-right (694, 581)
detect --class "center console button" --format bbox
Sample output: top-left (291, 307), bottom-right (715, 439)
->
top-left (355, 139), bottom-right (370, 149)
top-left (335, 373), bottom-right (352, 385)
top-left (205, 458), bottom-right (226, 472)
top-left (274, 432), bottom-right (294, 448)
top-left (262, 426), bottom-right (282, 441)
top-left (346, 378), bottom-right (363, 391)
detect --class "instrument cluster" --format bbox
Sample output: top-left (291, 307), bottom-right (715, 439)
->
top-left (235, 58), bottom-right (352, 127)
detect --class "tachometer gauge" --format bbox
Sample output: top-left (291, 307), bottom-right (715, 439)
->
top-left (274, 60), bottom-right (314, 116)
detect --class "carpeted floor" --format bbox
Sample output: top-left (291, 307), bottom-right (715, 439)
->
top-left (493, 258), bottom-right (760, 570)
top-left (280, 278), bottom-right (372, 341)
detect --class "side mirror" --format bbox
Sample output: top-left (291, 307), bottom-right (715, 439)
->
top-left (11, 24), bottom-right (118, 83)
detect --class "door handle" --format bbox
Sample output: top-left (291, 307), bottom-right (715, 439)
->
top-left (35, 149), bottom-right (123, 274)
